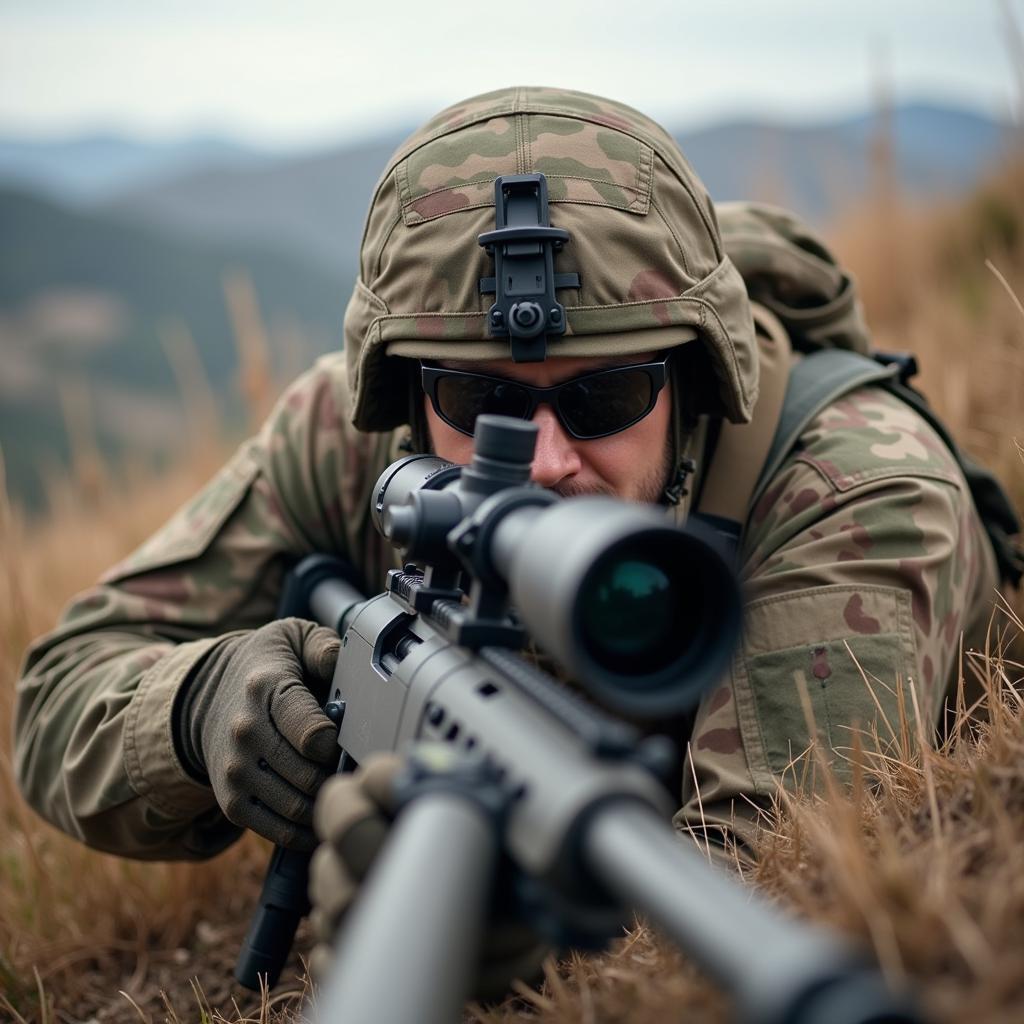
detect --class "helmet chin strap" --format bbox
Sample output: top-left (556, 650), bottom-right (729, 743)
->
top-left (404, 359), bottom-right (432, 454)
top-left (661, 367), bottom-right (701, 519)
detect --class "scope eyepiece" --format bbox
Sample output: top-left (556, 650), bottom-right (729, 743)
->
top-left (371, 418), bottom-right (543, 565)
top-left (371, 454), bottom-right (460, 540)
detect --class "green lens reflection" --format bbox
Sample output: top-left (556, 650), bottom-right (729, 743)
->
top-left (581, 558), bottom-right (674, 662)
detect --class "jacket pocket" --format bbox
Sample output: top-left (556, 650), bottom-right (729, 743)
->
top-left (732, 583), bottom-right (919, 790)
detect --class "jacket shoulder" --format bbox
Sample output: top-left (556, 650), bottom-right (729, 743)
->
top-left (742, 383), bottom-right (973, 575)
top-left (786, 384), bottom-right (964, 493)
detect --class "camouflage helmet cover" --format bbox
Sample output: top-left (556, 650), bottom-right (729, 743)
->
top-left (343, 86), bottom-right (758, 432)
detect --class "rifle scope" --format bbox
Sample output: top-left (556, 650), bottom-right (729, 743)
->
top-left (373, 415), bottom-right (740, 718)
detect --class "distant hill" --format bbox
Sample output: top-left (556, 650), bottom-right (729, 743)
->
top-left (0, 134), bottom-right (271, 202)
top-left (91, 102), bottom-right (1018, 275)
top-left (0, 187), bottom-right (351, 511)
top-left (104, 132), bottom-right (407, 275)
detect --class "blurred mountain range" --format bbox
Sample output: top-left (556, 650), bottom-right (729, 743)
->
top-left (0, 101), bottom-right (1018, 512)
top-left (0, 134), bottom-right (268, 202)
top-left (0, 188), bottom-right (348, 512)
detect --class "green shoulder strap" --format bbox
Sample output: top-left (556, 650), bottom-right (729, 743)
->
top-left (748, 348), bottom-right (1024, 588)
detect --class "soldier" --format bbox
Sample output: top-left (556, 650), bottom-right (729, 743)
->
top-left (14, 87), bottom-right (1005, 930)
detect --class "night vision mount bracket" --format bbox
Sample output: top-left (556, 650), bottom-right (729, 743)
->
top-left (478, 173), bottom-right (580, 362)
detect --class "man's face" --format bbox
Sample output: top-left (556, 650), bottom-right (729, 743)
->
top-left (424, 352), bottom-right (673, 503)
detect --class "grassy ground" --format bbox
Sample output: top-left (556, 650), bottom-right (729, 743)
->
top-left (1, 160), bottom-right (1023, 1023)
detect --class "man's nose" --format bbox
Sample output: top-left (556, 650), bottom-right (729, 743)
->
top-left (529, 405), bottom-right (582, 488)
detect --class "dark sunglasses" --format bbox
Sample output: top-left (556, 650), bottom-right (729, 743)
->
top-left (421, 356), bottom-right (670, 440)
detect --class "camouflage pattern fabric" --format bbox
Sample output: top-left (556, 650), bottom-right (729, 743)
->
top-left (716, 200), bottom-right (873, 356)
top-left (14, 353), bottom-right (998, 858)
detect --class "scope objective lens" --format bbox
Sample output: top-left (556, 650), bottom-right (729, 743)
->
top-left (577, 540), bottom-right (701, 682)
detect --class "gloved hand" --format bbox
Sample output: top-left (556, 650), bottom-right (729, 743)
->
top-left (174, 617), bottom-right (341, 850)
top-left (308, 750), bottom-right (550, 1002)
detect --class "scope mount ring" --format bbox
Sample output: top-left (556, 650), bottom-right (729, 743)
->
top-left (448, 486), bottom-right (559, 592)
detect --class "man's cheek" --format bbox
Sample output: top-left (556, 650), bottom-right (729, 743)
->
top-left (440, 433), bottom-right (476, 465)
top-left (423, 405), bottom-right (472, 464)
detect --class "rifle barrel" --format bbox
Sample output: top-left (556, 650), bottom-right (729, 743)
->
top-left (308, 791), bottom-right (497, 1024)
top-left (584, 803), bottom-right (921, 1024)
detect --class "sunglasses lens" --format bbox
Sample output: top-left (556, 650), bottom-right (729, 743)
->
top-left (558, 367), bottom-right (655, 438)
top-left (435, 375), bottom-right (532, 434)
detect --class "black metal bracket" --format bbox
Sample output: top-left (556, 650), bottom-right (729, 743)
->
top-left (428, 595), bottom-right (526, 651)
top-left (386, 566), bottom-right (463, 615)
top-left (478, 173), bottom-right (580, 363)
top-left (873, 350), bottom-right (920, 386)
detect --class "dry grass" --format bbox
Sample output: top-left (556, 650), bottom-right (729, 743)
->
top-left (0, 448), bottom-right (313, 1023)
top-left (1, 160), bottom-right (1023, 1022)
top-left (830, 156), bottom-right (1024, 516)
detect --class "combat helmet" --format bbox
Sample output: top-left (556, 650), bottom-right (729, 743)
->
top-left (343, 86), bottom-right (758, 495)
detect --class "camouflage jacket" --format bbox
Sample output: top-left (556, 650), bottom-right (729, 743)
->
top-left (14, 352), bottom-right (998, 859)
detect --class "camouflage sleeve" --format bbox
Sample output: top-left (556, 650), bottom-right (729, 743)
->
top-left (14, 353), bottom-right (396, 859)
top-left (674, 385), bottom-right (998, 851)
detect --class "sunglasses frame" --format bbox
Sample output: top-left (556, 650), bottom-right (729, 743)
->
top-left (421, 356), bottom-right (671, 441)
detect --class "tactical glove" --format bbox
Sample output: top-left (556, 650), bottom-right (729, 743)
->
top-left (175, 617), bottom-right (341, 850)
top-left (308, 751), bottom-right (550, 1003)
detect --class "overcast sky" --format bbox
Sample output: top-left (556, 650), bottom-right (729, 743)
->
top-left (1, 0), bottom-right (1020, 146)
